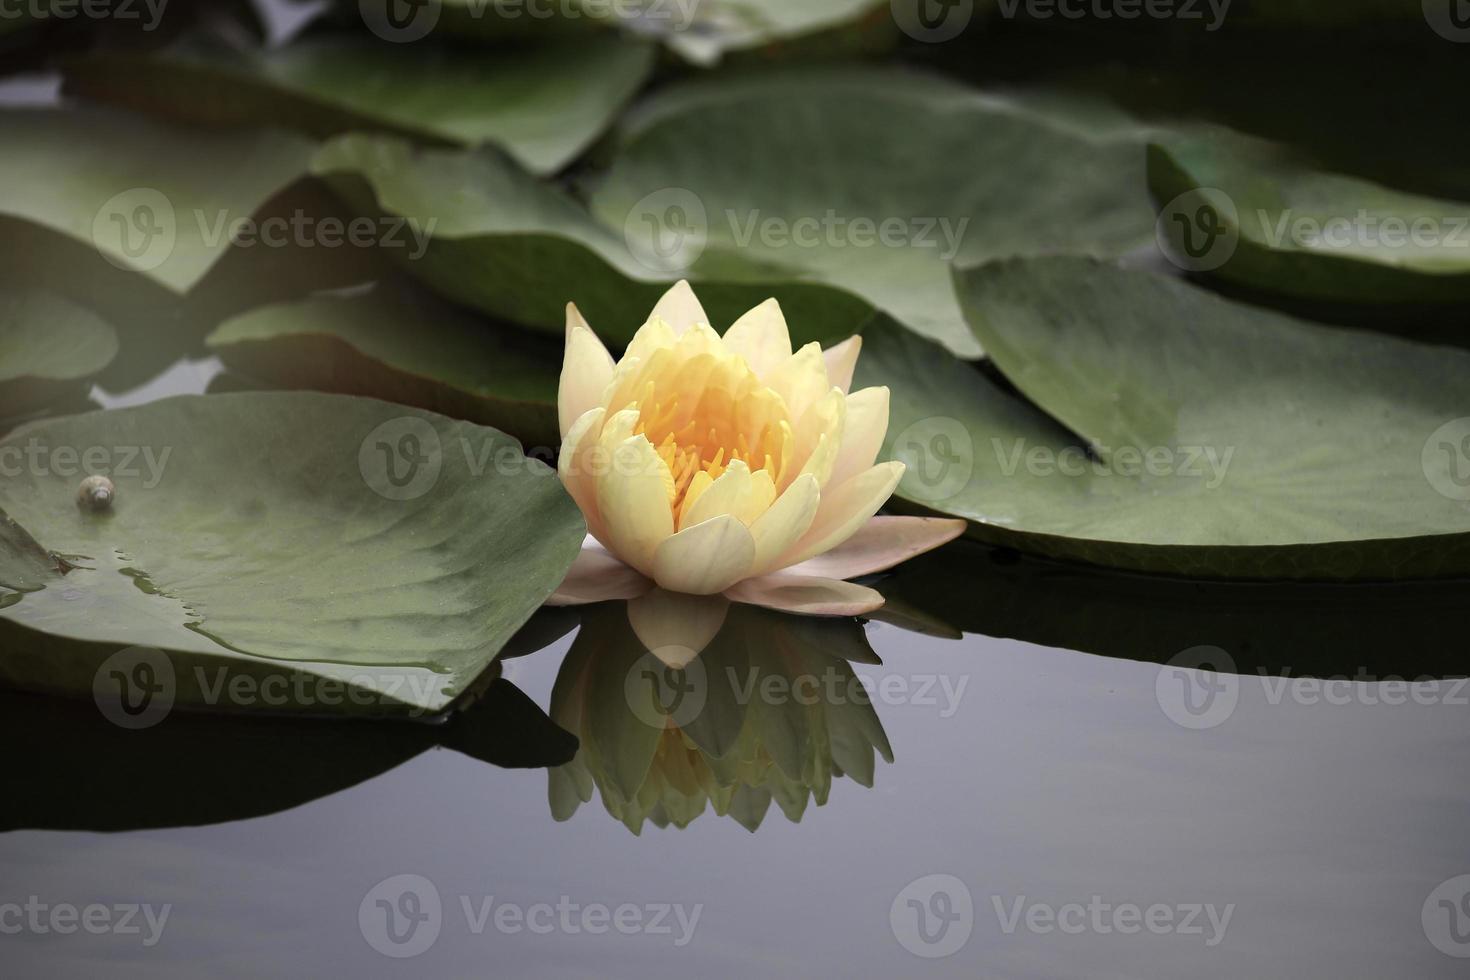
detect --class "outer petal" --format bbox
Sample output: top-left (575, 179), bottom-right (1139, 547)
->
top-left (724, 573), bottom-right (885, 616)
top-left (650, 280), bottom-right (708, 335)
top-left (748, 473), bottom-right (820, 576)
top-left (783, 516), bottom-right (967, 580)
top-left (822, 335), bottom-right (862, 394)
top-left (626, 589), bottom-right (730, 667)
top-left (828, 386), bottom-right (889, 487)
top-left (722, 298), bottom-right (792, 378)
top-left (651, 514), bottom-right (756, 595)
top-left (775, 461), bottom-right (905, 570)
top-left (595, 433), bottom-right (675, 575)
top-left (547, 539), bottom-right (653, 605)
top-left (559, 308), bottom-right (615, 439)
top-left (557, 407), bottom-right (608, 540)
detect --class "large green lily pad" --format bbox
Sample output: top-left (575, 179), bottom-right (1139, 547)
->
top-left (0, 108), bottom-right (312, 293)
top-left (207, 284), bottom-right (561, 449)
top-left (311, 132), bottom-right (876, 347)
top-left (1, 289), bottom-right (118, 417)
top-left (589, 69), bottom-right (1156, 357)
top-left (63, 36), bottom-right (655, 176)
top-left (1150, 128), bottom-right (1470, 305)
top-left (857, 259), bottom-right (1470, 579)
top-left (0, 392), bottom-right (585, 715)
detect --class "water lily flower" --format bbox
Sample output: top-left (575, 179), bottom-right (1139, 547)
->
top-left (549, 281), bottom-right (966, 616)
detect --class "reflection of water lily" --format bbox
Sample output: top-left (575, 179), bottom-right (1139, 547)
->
top-left (550, 281), bottom-right (964, 615)
top-left (548, 596), bottom-right (893, 834)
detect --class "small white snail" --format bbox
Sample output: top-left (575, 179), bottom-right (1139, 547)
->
top-left (77, 474), bottom-right (115, 512)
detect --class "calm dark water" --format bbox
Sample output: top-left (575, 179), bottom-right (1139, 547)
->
top-left (3, 502), bottom-right (1468, 978)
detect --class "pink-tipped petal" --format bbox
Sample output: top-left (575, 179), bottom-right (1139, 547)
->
top-left (783, 516), bottom-right (967, 581)
top-left (776, 461), bottom-right (906, 569)
top-left (724, 573), bottom-right (886, 617)
top-left (547, 539), bottom-right (653, 605)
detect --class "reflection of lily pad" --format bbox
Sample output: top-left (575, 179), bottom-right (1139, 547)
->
top-left (207, 285), bottom-right (561, 449)
top-left (63, 36), bottom-right (655, 175)
top-left (591, 70), bottom-right (1156, 356)
top-left (1150, 129), bottom-right (1470, 305)
top-left (0, 108), bottom-right (311, 293)
top-left (311, 133), bottom-right (874, 347)
top-left (0, 290), bottom-right (118, 416)
top-left (0, 671), bottom-right (578, 832)
top-left (859, 259), bottom-right (1470, 578)
top-left (0, 392), bottom-right (585, 715)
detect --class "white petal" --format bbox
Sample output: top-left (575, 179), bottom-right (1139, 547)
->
top-left (776, 461), bottom-right (905, 569)
top-left (722, 298), bottom-right (792, 378)
top-left (748, 473), bottom-right (820, 576)
top-left (822, 335), bottom-right (862, 394)
top-left (547, 540), bottom-right (653, 605)
top-left (651, 514), bottom-right (756, 595)
top-left (724, 573), bottom-right (885, 616)
top-left (625, 589), bottom-right (730, 667)
top-left (557, 407), bottom-right (608, 541)
top-left (623, 315), bottom-right (677, 364)
top-left (595, 433), bottom-right (675, 575)
top-left (650, 280), bottom-right (708, 336)
top-left (783, 516), bottom-right (967, 580)
top-left (558, 309), bottom-right (615, 439)
top-left (792, 387), bottom-right (845, 488)
top-left (766, 341), bottom-right (831, 422)
top-left (828, 385), bottom-right (889, 487)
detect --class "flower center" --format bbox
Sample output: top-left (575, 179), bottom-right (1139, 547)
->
top-left (625, 353), bottom-right (793, 523)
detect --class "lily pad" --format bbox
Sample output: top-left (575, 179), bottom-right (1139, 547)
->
top-left (311, 132), bottom-right (876, 347)
top-left (589, 69), bottom-right (1157, 357)
top-left (207, 284), bottom-right (561, 449)
top-left (62, 35), bottom-right (656, 176)
top-left (1149, 128), bottom-right (1470, 305)
top-left (0, 392), bottom-right (585, 715)
top-left (0, 107), bottom-right (312, 293)
top-left (1, 289), bottom-right (119, 416)
top-left (857, 259), bottom-right (1470, 579)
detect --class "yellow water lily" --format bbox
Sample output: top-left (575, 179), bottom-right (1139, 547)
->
top-left (550, 282), bottom-right (964, 615)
